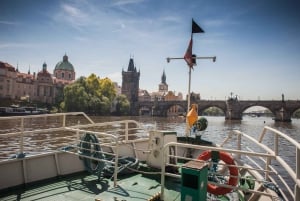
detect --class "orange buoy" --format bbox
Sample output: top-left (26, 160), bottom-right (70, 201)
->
top-left (187, 104), bottom-right (198, 127)
top-left (197, 150), bottom-right (239, 195)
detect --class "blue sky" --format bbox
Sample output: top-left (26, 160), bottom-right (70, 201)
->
top-left (1, 0), bottom-right (300, 100)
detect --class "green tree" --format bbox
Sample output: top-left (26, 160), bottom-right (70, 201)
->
top-left (86, 74), bottom-right (101, 97)
top-left (61, 74), bottom-right (117, 115)
top-left (115, 94), bottom-right (130, 115)
top-left (100, 77), bottom-right (116, 102)
top-left (64, 83), bottom-right (89, 112)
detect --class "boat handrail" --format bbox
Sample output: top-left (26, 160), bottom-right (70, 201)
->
top-left (233, 126), bottom-right (300, 195)
top-left (0, 113), bottom-right (145, 158)
top-left (160, 142), bottom-right (276, 200)
top-left (160, 127), bottom-right (300, 201)
top-left (0, 112), bottom-right (95, 132)
top-left (226, 126), bottom-right (300, 201)
top-left (260, 126), bottom-right (300, 151)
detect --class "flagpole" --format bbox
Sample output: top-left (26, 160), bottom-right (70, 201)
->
top-left (187, 33), bottom-right (193, 114)
top-left (167, 55), bottom-right (216, 136)
top-left (185, 33), bottom-right (193, 136)
top-left (185, 65), bottom-right (192, 136)
top-left (166, 19), bottom-right (216, 136)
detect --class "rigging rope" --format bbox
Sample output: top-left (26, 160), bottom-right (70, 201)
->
top-left (78, 133), bottom-right (105, 179)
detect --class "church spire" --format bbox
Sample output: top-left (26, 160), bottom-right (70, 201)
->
top-left (161, 69), bottom-right (166, 84)
top-left (127, 57), bottom-right (135, 72)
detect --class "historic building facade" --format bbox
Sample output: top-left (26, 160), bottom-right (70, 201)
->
top-left (0, 54), bottom-right (75, 105)
top-left (135, 68), bottom-right (183, 116)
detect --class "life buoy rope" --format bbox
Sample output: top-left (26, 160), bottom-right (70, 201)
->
top-left (197, 150), bottom-right (239, 195)
top-left (79, 133), bottom-right (105, 177)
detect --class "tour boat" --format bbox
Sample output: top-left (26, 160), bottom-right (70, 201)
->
top-left (0, 112), bottom-right (299, 201)
top-left (0, 106), bottom-right (48, 116)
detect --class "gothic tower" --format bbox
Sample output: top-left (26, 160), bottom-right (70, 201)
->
top-left (159, 70), bottom-right (168, 93)
top-left (121, 57), bottom-right (140, 114)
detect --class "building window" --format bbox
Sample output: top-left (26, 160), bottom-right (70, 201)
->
top-left (62, 73), bottom-right (64, 78)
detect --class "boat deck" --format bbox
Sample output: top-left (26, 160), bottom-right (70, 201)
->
top-left (0, 170), bottom-right (180, 201)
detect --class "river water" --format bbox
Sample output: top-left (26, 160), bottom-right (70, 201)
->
top-left (91, 115), bottom-right (300, 171)
top-left (91, 115), bottom-right (300, 144)
top-left (1, 115), bottom-right (299, 160)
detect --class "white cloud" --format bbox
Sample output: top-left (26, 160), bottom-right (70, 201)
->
top-left (0, 43), bottom-right (37, 49)
top-left (111, 0), bottom-right (145, 6)
top-left (0, 20), bottom-right (18, 25)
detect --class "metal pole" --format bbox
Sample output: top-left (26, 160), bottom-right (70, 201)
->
top-left (187, 67), bottom-right (191, 114)
top-left (166, 55), bottom-right (216, 137)
top-left (185, 67), bottom-right (192, 136)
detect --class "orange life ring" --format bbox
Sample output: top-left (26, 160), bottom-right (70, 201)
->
top-left (197, 150), bottom-right (239, 195)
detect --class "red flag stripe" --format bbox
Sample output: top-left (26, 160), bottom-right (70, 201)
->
top-left (184, 38), bottom-right (193, 68)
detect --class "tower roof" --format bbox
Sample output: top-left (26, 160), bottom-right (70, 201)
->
top-left (54, 54), bottom-right (74, 71)
top-left (161, 70), bottom-right (166, 84)
top-left (127, 58), bottom-right (135, 72)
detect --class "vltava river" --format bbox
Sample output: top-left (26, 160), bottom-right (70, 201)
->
top-left (92, 115), bottom-right (300, 167)
top-left (91, 115), bottom-right (300, 144)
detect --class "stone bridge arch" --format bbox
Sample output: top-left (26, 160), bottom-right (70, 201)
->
top-left (136, 100), bottom-right (300, 121)
top-left (195, 100), bottom-right (227, 115)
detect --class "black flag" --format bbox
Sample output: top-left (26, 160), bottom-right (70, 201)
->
top-left (192, 19), bottom-right (204, 33)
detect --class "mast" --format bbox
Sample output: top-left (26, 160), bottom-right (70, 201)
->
top-left (166, 19), bottom-right (216, 136)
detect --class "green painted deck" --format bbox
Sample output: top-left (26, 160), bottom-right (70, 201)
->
top-left (0, 171), bottom-right (181, 201)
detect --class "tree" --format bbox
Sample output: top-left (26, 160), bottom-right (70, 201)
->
top-left (114, 94), bottom-right (130, 115)
top-left (64, 83), bottom-right (89, 112)
top-left (61, 74), bottom-right (118, 115)
top-left (100, 77), bottom-right (116, 102)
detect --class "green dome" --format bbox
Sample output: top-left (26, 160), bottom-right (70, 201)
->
top-left (55, 54), bottom-right (74, 71)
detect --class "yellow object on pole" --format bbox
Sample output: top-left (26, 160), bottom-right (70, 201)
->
top-left (187, 104), bottom-right (198, 128)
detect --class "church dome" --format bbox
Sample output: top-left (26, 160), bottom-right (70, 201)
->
top-left (54, 54), bottom-right (74, 71)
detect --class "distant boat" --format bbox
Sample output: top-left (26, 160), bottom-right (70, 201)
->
top-left (0, 106), bottom-right (48, 116)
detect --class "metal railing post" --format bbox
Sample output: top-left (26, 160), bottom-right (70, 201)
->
top-left (237, 132), bottom-right (241, 160)
top-left (274, 133), bottom-right (279, 156)
top-left (19, 117), bottom-right (24, 157)
top-left (113, 139), bottom-right (119, 187)
top-left (125, 121), bottom-right (129, 142)
top-left (63, 113), bottom-right (66, 127)
top-left (160, 144), bottom-right (167, 200)
top-left (296, 147), bottom-right (300, 201)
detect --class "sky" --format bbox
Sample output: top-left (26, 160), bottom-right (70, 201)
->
top-left (1, 0), bottom-right (300, 101)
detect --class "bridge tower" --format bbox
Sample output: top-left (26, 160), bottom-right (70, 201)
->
top-left (121, 57), bottom-right (140, 115)
top-left (225, 98), bottom-right (243, 120)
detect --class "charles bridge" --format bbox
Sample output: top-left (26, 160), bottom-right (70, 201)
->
top-left (136, 99), bottom-right (300, 122)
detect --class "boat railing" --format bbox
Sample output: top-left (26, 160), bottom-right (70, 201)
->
top-left (0, 112), bottom-right (147, 188)
top-left (0, 112), bottom-right (94, 158)
top-left (229, 126), bottom-right (300, 201)
top-left (160, 126), bottom-right (300, 201)
top-left (71, 120), bottom-right (147, 143)
top-left (0, 112), bottom-right (145, 159)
